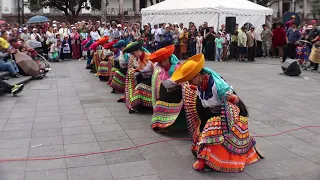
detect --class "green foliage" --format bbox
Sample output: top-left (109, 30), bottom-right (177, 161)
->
top-left (248, 0), bottom-right (270, 7)
top-left (26, 0), bottom-right (92, 22)
top-left (90, 0), bottom-right (109, 10)
top-left (312, 0), bottom-right (320, 18)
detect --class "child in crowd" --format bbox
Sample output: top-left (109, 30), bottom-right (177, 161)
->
top-left (49, 40), bottom-right (62, 62)
top-left (214, 32), bottom-right (223, 61)
top-left (61, 35), bottom-right (71, 61)
top-left (196, 31), bottom-right (203, 54)
top-left (80, 29), bottom-right (89, 61)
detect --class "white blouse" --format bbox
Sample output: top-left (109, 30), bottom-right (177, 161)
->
top-left (197, 83), bottom-right (221, 108)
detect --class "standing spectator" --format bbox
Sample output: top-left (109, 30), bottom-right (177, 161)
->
top-left (104, 23), bottom-right (112, 38)
top-left (307, 20), bottom-right (319, 70)
top-left (283, 22), bottom-right (301, 62)
top-left (238, 26), bottom-right (247, 61)
top-left (30, 28), bottom-right (43, 42)
top-left (61, 35), bottom-right (71, 61)
top-left (151, 24), bottom-right (162, 50)
top-left (310, 31), bottom-right (320, 71)
top-left (179, 28), bottom-right (189, 59)
top-left (172, 28), bottom-right (180, 58)
top-left (272, 23), bottom-right (286, 58)
top-left (131, 25), bottom-right (141, 41)
top-left (20, 27), bottom-right (30, 42)
top-left (247, 26), bottom-right (256, 61)
top-left (201, 22), bottom-right (210, 55)
top-left (231, 30), bottom-right (239, 60)
top-left (100, 22), bottom-right (107, 36)
top-left (215, 32), bottom-right (223, 61)
top-left (261, 24), bottom-right (272, 57)
top-left (90, 26), bottom-right (100, 41)
top-left (70, 27), bottom-right (81, 60)
top-left (196, 31), bottom-right (203, 54)
top-left (59, 23), bottom-right (70, 41)
top-left (11, 28), bottom-right (19, 39)
top-left (178, 23), bottom-right (184, 34)
top-left (221, 32), bottom-right (229, 61)
top-left (46, 27), bottom-right (56, 45)
top-left (188, 25), bottom-right (197, 57)
top-left (162, 25), bottom-right (173, 47)
top-left (204, 27), bottom-right (216, 61)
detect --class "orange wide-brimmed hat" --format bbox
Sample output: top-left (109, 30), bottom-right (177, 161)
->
top-left (148, 44), bottom-right (175, 63)
top-left (171, 54), bottom-right (205, 84)
top-left (96, 36), bottom-right (109, 45)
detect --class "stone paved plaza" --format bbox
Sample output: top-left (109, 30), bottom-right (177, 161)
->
top-left (1, 58), bottom-right (320, 180)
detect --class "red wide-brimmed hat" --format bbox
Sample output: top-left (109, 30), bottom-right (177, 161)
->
top-left (148, 44), bottom-right (175, 63)
top-left (103, 40), bottom-right (118, 49)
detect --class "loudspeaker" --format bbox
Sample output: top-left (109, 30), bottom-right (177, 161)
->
top-left (281, 59), bottom-right (301, 76)
top-left (226, 17), bottom-right (236, 34)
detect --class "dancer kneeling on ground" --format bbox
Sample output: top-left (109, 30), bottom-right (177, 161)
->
top-left (110, 40), bottom-right (130, 94)
top-left (123, 41), bottom-right (154, 113)
top-left (148, 44), bottom-right (187, 132)
top-left (171, 54), bottom-right (264, 172)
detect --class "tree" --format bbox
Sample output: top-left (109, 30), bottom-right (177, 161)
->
top-left (90, 0), bottom-right (109, 11)
top-left (311, 0), bottom-right (320, 18)
top-left (26, 0), bottom-right (94, 22)
top-left (248, 0), bottom-right (270, 7)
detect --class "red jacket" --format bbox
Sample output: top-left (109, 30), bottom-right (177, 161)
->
top-left (272, 27), bottom-right (286, 48)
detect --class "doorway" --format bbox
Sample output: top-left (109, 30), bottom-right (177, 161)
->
top-left (283, 2), bottom-right (291, 14)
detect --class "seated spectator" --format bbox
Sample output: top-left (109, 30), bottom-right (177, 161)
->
top-left (0, 47), bottom-right (19, 78)
top-left (0, 79), bottom-right (24, 95)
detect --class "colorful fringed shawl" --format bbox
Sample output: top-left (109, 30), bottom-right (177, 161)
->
top-left (151, 58), bottom-right (186, 130)
top-left (125, 52), bottom-right (153, 110)
top-left (182, 84), bottom-right (260, 172)
top-left (181, 84), bottom-right (256, 155)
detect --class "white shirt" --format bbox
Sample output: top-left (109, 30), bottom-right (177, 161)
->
top-left (151, 28), bottom-right (162, 42)
top-left (30, 33), bottom-right (43, 42)
top-left (90, 31), bottom-right (100, 41)
top-left (197, 84), bottom-right (221, 108)
top-left (59, 28), bottom-right (70, 40)
top-left (46, 31), bottom-right (55, 43)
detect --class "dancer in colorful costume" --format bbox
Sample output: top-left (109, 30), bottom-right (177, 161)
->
top-left (123, 41), bottom-right (154, 113)
top-left (106, 40), bottom-right (120, 86)
top-left (171, 54), bottom-right (263, 172)
top-left (97, 40), bottom-right (118, 81)
top-left (110, 40), bottom-right (130, 94)
top-left (91, 36), bottom-right (109, 74)
top-left (148, 45), bottom-right (187, 131)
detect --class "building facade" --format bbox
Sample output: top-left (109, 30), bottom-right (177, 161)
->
top-left (1, 0), bottom-right (164, 22)
top-left (268, 0), bottom-right (314, 19)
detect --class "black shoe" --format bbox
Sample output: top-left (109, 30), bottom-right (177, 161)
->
top-left (129, 109), bottom-right (137, 114)
top-left (86, 66), bottom-right (91, 69)
top-left (111, 89), bottom-right (116, 93)
top-left (11, 84), bottom-right (24, 95)
top-left (117, 98), bottom-right (124, 103)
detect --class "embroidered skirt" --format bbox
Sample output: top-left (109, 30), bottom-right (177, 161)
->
top-left (97, 61), bottom-right (109, 77)
top-left (109, 68), bottom-right (127, 93)
top-left (182, 85), bottom-right (261, 172)
top-left (125, 68), bottom-right (152, 110)
top-left (151, 68), bottom-right (187, 130)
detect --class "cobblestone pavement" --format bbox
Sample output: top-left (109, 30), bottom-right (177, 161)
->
top-left (1, 58), bottom-right (320, 180)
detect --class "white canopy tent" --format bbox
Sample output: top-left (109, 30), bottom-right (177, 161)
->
top-left (141, 0), bottom-right (273, 40)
